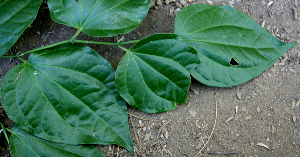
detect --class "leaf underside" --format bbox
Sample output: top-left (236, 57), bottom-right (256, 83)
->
top-left (175, 4), bottom-right (297, 87)
top-left (1, 44), bottom-right (133, 153)
top-left (47, 0), bottom-right (151, 37)
top-left (116, 34), bottom-right (200, 113)
top-left (0, 0), bottom-right (43, 56)
top-left (10, 124), bottom-right (105, 157)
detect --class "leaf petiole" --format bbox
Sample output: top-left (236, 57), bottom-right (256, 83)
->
top-left (0, 121), bottom-right (10, 145)
top-left (117, 39), bottom-right (140, 45)
top-left (71, 39), bottom-right (117, 46)
top-left (71, 29), bottom-right (82, 39)
top-left (17, 40), bottom-right (71, 56)
top-left (71, 39), bottom-right (140, 46)
top-left (1, 38), bottom-right (140, 59)
top-left (117, 45), bottom-right (130, 53)
top-left (0, 55), bottom-right (18, 59)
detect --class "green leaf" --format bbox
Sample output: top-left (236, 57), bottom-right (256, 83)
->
top-left (130, 34), bottom-right (200, 72)
top-left (175, 4), bottom-right (298, 87)
top-left (10, 124), bottom-right (106, 157)
top-left (1, 44), bottom-right (133, 153)
top-left (0, 0), bottom-right (43, 56)
top-left (116, 34), bottom-right (199, 113)
top-left (47, 0), bottom-right (151, 37)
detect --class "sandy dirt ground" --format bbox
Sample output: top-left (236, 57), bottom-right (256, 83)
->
top-left (1, 0), bottom-right (300, 156)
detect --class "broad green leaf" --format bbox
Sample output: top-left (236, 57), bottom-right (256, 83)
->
top-left (1, 44), bottom-right (133, 153)
top-left (10, 124), bottom-right (105, 157)
top-left (175, 4), bottom-right (298, 87)
top-left (130, 34), bottom-right (200, 72)
top-left (0, 0), bottom-right (43, 56)
top-left (47, 0), bottom-right (151, 37)
top-left (116, 34), bottom-right (199, 113)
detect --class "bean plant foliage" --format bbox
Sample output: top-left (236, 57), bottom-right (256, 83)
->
top-left (0, 0), bottom-right (297, 156)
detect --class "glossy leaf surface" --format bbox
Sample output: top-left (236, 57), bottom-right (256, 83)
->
top-left (116, 34), bottom-right (200, 113)
top-left (47, 0), bottom-right (151, 37)
top-left (0, 0), bottom-right (42, 56)
top-left (10, 124), bottom-right (105, 157)
top-left (1, 44), bottom-right (133, 153)
top-left (175, 4), bottom-right (297, 87)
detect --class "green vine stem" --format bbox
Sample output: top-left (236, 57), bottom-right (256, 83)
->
top-left (0, 38), bottom-right (140, 59)
top-left (17, 40), bottom-right (71, 56)
top-left (71, 39), bottom-right (117, 46)
top-left (117, 39), bottom-right (140, 46)
top-left (117, 45), bottom-right (130, 52)
top-left (0, 55), bottom-right (18, 58)
top-left (0, 121), bottom-right (10, 145)
top-left (71, 29), bottom-right (82, 39)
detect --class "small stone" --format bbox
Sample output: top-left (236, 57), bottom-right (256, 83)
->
top-left (293, 116), bottom-right (297, 123)
top-left (156, 0), bottom-right (163, 6)
top-left (290, 52), bottom-right (299, 61)
top-left (180, 0), bottom-right (187, 7)
top-left (176, 2), bottom-right (181, 8)
top-left (256, 106), bottom-right (261, 112)
top-left (174, 8), bottom-right (181, 16)
top-left (189, 109), bottom-right (197, 117)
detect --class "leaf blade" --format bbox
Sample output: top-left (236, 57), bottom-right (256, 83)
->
top-left (10, 124), bottom-right (106, 157)
top-left (0, 0), bottom-right (43, 56)
top-left (116, 34), bottom-right (199, 113)
top-left (47, 0), bottom-right (151, 37)
top-left (1, 44), bottom-right (133, 153)
top-left (116, 53), bottom-right (177, 113)
top-left (175, 4), bottom-right (297, 87)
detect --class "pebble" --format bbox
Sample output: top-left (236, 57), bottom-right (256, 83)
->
top-left (180, 0), bottom-right (187, 7)
top-left (176, 2), bottom-right (181, 8)
top-left (293, 116), bottom-right (297, 123)
top-left (174, 8), bottom-right (181, 16)
top-left (189, 109), bottom-right (197, 117)
top-left (156, 0), bottom-right (163, 6)
top-left (271, 125), bottom-right (275, 134)
top-left (256, 106), bottom-right (261, 112)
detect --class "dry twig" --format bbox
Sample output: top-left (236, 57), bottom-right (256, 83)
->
top-left (156, 119), bottom-right (172, 139)
top-left (194, 94), bottom-right (218, 157)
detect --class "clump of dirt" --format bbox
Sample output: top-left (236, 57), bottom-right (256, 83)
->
top-left (1, 0), bottom-right (299, 156)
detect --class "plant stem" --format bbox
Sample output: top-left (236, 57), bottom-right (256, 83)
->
top-left (117, 45), bottom-right (130, 52)
top-left (17, 40), bottom-right (71, 56)
top-left (117, 39), bottom-right (140, 45)
top-left (0, 55), bottom-right (18, 59)
top-left (1, 38), bottom-right (139, 59)
top-left (0, 121), bottom-right (10, 145)
top-left (17, 56), bottom-right (27, 63)
top-left (72, 29), bottom-right (82, 39)
top-left (72, 39), bottom-right (117, 46)
top-left (71, 39), bottom-right (140, 46)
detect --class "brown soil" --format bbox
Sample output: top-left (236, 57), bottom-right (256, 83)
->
top-left (1, 0), bottom-right (300, 156)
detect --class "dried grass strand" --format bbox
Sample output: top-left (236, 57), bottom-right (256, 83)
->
top-left (194, 93), bottom-right (218, 157)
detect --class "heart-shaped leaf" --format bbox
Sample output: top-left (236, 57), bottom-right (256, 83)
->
top-left (10, 124), bottom-right (105, 157)
top-left (116, 34), bottom-right (200, 113)
top-left (47, 0), bottom-right (151, 37)
top-left (175, 4), bottom-right (298, 87)
top-left (0, 0), bottom-right (43, 56)
top-left (1, 44), bottom-right (133, 153)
